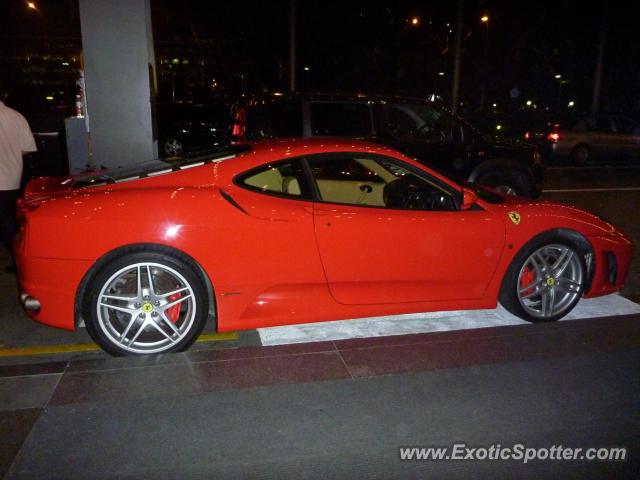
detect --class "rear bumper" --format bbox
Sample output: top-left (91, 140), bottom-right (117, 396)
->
top-left (584, 234), bottom-right (633, 298)
top-left (15, 254), bottom-right (93, 331)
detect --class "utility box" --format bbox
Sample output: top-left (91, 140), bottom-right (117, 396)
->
top-left (65, 116), bottom-right (91, 174)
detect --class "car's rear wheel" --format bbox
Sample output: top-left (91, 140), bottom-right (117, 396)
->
top-left (499, 237), bottom-right (587, 322)
top-left (476, 170), bottom-right (534, 198)
top-left (84, 251), bottom-right (208, 356)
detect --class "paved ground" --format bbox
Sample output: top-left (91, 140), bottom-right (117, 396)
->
top-left (2, 315), bottom-right (639, 479)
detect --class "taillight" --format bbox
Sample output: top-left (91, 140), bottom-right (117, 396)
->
top-left (524, 131), bottom-right (530, 140)
top-left (547, 132), bottom-right (560, 143)
top-left (231, 122), bottom-right (245, 139)
top-left (231, 107), bottom-right (247, 144)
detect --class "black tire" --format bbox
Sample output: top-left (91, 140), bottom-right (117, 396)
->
top-left (570, 144), bottom-right (590, 164)
top-left (83, 250), bottom-right (208, 356)
top-left (163, 138), bottom-right (183, 157)
top-left (475, 169), bottom-right (535, 198)
top-left (499, 233), bottom-right (587, 322)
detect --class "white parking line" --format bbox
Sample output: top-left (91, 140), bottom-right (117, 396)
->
top-left (546, 164), bottom-right (640, 171)
top-left (542, 187), bottom-right (640, 193)
top-left (258, 294), bottom-right (640, 346)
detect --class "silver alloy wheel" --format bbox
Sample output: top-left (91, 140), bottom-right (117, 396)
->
top-left (164, 138), bottom-right (182, 156)
top-left (96, 262), bottom-right (196, 354)
top-left (494, 185), bottom-right (518, 196)
top-left (517, 244), bottom-right (584, 319)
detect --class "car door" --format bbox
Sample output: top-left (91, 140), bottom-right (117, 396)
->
top-left (567, 116), bottom-right (609, 159)
top-left (611, 116), bottom-right (640, 159)
top-left (229, 158), bottom-right (327, 303)
top-left (307, 153), bottom-right (506, 305)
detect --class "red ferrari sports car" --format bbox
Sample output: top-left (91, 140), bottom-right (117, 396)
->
top-left (15, 139), bottom-right (632, 355)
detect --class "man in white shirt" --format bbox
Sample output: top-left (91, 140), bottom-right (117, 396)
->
top-left (0, 91), bottom-right (37, 266)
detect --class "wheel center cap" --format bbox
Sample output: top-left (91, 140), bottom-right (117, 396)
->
top-left (142, 303), bottom-right (154, 313)
top-left (546, 277), bottom-right (556, 287)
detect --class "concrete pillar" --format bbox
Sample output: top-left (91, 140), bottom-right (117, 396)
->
top-left (78, 0), bottom-right (157, 169)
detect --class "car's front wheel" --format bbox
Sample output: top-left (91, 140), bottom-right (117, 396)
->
top-left (499, 237), bottom-right (587, 322)
top-left (571, 144), bottom-right (590, 163)
top-left (84, 251), bottom-right (208, 355)
top-left (163, 138), bottom-right (183, 157)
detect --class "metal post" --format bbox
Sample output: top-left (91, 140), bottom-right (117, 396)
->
top-left (451, 0), bottom-right (463, 113)
top-left (591, 1), bottom-right (607, 114)
top-left (289, 0), bottom-right (296, 92)
top-left (78, 0), bottom-right (157, 168)
top-left (479, 19), bottom-right (490, 112)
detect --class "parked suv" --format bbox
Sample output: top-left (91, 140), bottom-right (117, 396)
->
top-left (230, 93), bottom-right (544, 197)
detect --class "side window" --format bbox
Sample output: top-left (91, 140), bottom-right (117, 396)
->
top-left (310, 102), bottom-right (372, 137)
top-left (307, 155), bottom-right (456, 211)
top-left (595, 116), bottom-right (612, 133)
top-left (384, 104), bottom-right (453, 144)
top-left (310, 157), bottom-right (384, 183)
top-left (237, 159), bottom-right (309, 199)
top-left (245, 101), bottom-right (302, 140)
top-left (612, 117), bottom-right (639, 134)
top-left (576, 116), bottom-right (611, 133)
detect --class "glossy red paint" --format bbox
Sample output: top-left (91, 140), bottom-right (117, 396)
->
top-left (14, 138), bottom-right (632, 334)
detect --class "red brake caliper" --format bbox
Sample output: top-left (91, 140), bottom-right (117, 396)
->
top-left (166, 291), bottom-right (182, 323)
top-left (520, 266), bottom-right (535, 296)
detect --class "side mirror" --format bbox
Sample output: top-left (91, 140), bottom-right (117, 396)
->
top-left (461, 188), bottom-right (478, 210)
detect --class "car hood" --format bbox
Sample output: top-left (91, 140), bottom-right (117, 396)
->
top-left (484, 195), bottom-right (621, 237)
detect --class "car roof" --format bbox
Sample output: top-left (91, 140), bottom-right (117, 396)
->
top-left (241, 91), bottom-right (450, 110)
top-left (245, 137), bottom-right (403, 158)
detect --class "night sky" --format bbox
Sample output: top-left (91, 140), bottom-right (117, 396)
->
top-left (1, 0), bottom-right (639, 122)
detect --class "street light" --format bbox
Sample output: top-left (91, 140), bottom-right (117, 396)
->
top-left (410, 16), bottom-right (420, 27)
top-left (479, 15), bottom-right (490, 111)
top-left (26, 1), bottom-right (37, 10)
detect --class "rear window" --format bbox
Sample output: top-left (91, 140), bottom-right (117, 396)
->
top-left (246, 101), bottom-right (302, 140)
top-left (311, 102), bottom-right (372, 137)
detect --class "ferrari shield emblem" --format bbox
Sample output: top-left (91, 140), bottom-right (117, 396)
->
top-left (508, 211), bottom-right (521, 225)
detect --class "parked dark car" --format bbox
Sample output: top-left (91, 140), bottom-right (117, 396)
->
top-left (156, 102), bottom-right (231, 157)
top-left (230, 93), bottom-right (544, 197)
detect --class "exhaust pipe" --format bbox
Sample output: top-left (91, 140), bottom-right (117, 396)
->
top-left (20, 293), bottom-right (41, 313)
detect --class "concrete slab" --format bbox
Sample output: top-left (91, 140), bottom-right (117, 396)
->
top-left (258, 294), bottom-right (640, 345)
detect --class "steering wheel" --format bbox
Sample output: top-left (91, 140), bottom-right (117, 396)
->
top-left (383, 177), bottom-right (442, 210)
top-left (416, 124), bottom-right (446, 143)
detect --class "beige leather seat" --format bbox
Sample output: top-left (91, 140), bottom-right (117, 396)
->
top-left (282, 176), bottom-right (301, 195)
top-left (244, 168), bottom-right (284, 193)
